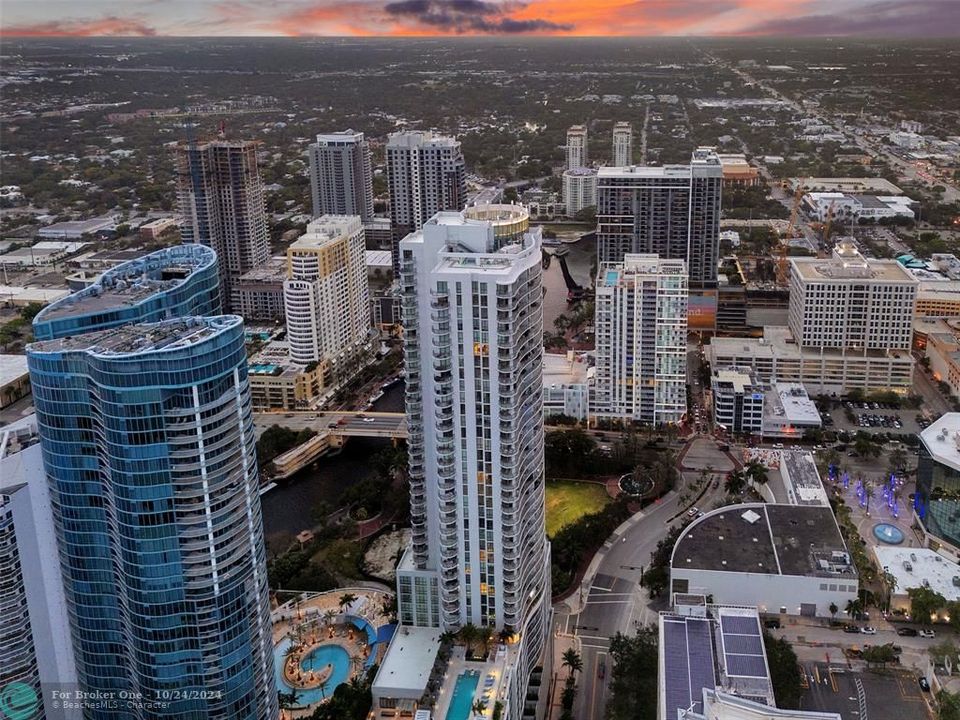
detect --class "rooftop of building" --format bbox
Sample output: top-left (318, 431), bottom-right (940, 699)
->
top-left (683, 689), bottom-right (840, 720)
top-left (0, 354), bottom-right (29, 388)
top-left (778, 450), bottom-right (830, 507)
top-left (386, 130), bottom-right (459, 147)
top-left (314, 129), bottom-right (364, 143)
top-left (366, 250), bottom-right (392, 268)
top-left (0, 415), bottom-right (39, 464)
top-left (920, 413), bottom-right (960, 473)
top-left (765, 383), bottom-right (821, 426)
top-left (247, 341), bottom-right (312, 378)
top-left (543, 352), bottom-right (592, 387)
top-left (660, 604), bottom-right (775, 720)
top-left (35, 244), bottom-right (217, 322)
top-left (413, 210), bottom-right (541, 270)
top-left (462, 203), bottom-right (529, 226)
top-left (671, 503), bottom-right (854, 579)
top-left (874, 547), bottom-right (960, 602)
top-left (289, 215), bottom-right (363, 250)
top-left (597, 254), bottom-right (687, 286)
top-left (562, 167), bottom-right (597, 177)
top-left (710, 326), bottom-right (914, 363)
top-left (713, 366), bottom-right (761, 393)
top-left (29, 316), bottom-right (239, 356)
top-left (371, 626), bottom-right (442, 698)
top-left (790, 177), bottom-right (904, 194)
top-left (237, 257), bottom-right (287, 282)
top-left (790, 251), bottom-right (918, 283)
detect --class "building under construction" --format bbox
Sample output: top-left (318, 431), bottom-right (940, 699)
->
top-left (175, 139), bottom-right (270, 311)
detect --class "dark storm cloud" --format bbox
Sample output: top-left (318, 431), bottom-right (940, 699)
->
top-left (744, 0), bottom-right (960, 36)
top-left (382, 0), bottom-right (573, 33)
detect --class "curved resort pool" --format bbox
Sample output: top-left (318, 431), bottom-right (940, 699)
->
top-left (274, 638), bottom-right (351, 706)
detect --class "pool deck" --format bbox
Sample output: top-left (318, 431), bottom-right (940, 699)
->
top-left (432, 645), bottom-right (511, 720)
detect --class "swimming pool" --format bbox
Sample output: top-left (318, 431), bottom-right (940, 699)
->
top-left (274, 638), bottom-right (351, 706)
top-left (445, 671), bottom-right (480, 720)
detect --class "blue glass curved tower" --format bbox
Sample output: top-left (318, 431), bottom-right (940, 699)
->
top-left (32, 244), bottom-right (221, 341)
top-left (27, 316), bottom-right (276, 720)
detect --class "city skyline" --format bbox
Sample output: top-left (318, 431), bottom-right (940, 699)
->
top-left (4, 0), bottom-right (960, 38)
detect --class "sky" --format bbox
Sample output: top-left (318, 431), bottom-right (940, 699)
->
top-left (3, 0), bottom-right (960, 37)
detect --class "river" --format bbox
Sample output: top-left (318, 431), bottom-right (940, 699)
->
top-left (259, 232), bottom-right (596, 541)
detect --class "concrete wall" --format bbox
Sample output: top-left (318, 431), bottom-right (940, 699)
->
top-left (670, 567), bottom-right (857, 618)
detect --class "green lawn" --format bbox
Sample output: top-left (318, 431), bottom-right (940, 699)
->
top-left (545, 480), bottom-right (612, 538)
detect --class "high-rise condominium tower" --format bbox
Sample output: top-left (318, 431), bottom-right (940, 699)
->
top-left (566, 124), bottom-right (588, 170)
top-left (1, 418), bottom-right (77, 720)
top-left (32, 244), bottom-right (221, 340)
top-left (396, 205), bottom-right (550, 715)
top-left (27, 316), bottom-right (276, 720)
top-left (284, 215), bottom-right (373, 369)
top-left (594, 254), bottom-right (688, 424)
top-left (175, 140), bottom-right (270, 310)
top-left (612, 122), bottom-right (633, 166)
top-left (597, 147), bottom-right (722, 288)
top-left (386, 130), bottom-right (466, 270)
top-left (308, 130), bottom-right (374, 221)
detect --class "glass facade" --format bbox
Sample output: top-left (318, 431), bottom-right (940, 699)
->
top-left (916, 442), bottom-right (960, 549)
top-left (33, 245), bottom-right (221, 341)
top-left (27, 317), bottom-right (276, 720)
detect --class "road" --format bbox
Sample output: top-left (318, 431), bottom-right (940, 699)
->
top-left (556, 454), bottom-right (729, 720)
top-left (253, 410), bottom-right (406, 438)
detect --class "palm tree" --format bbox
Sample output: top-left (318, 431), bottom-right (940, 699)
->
top-left (829, 602), bottom-right (838, 620)
top-left (324, 609), bottom-right (337, 627)
top-left (561, 648), bottom-right (583, 679)
top-left (498, 626), bottom-right (514, 645)
top-left (846, 598), bottom-right (863, 619)
top-left (339, 592), bottom-right (358, 613)
top-left (471, 699), bottom-right (488, 718)
top-left (725, 470), bottom-right (747, 495)
top-left (459, 623), bottom-right (479, 654)
top-left (477, 625), bottom-right (493, 655)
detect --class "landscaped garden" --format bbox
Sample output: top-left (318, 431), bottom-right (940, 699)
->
top-left (545, 480), bottom-right (611, 538)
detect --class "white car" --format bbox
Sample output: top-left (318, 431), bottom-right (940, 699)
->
top-left (919, 629), bottom-right (936, 639)
top-left (362, 417), bottom-right (376, 424)
top-left (860, 627), bottom-right (877, 635)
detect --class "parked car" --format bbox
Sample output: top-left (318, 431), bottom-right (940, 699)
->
top-left (843, 625), bottom-right (861, 634)
top-left (897, 627), bottom-right (918, 637)
top-left (860, 627), bottom-right (877, 635)
top-left (687, 507), bottom-right (699, 518)
top-left (919, 629), bottom-right (936, 639)
top-left (919, 677), bottom-right (931, 692)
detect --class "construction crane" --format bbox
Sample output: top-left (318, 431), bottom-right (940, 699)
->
top-left (776, 179), bottom-right (805, 285)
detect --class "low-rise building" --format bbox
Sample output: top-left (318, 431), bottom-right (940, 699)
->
top-left (717, 153), bottom-right (761, 187)
top-left (708, 327), bottom-right (914, 394)
top-left (247, 341), bottom-right (328, 410)
top-left (37, 214), bottom-right (121, 240)
top-left (762, 382), bottom-right (821, 438)
top-left (659, 599), bottom-right (840, 720)
top-left (542, 352), bottom-right (593, 422)
top-left (873, 547), bottom-right (960, 621)
top-left (917, 414), bottom-right (960, 556)
top-left (670, 503), bottom-right (858, 617)
top-left (0, 354), bottom-right (30, 409)
top-left (363, 218), bottom-right (393, 250)
top-left (712, 367), bottom-right (765, 435)
top-left (371, 626), bottom-right (443, 717)
top-left (138, 217), bottom-right (180, 241)
top-left (802, 192), bottom-right (915, 221)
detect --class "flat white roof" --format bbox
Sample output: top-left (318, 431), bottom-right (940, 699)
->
top-left (920, 413), bottom-right (960, 473)
top-left (543, 352), bottom-right (591, 385)
top-left (372, 626), bottom-right (442, 697)
top-left (767, 383), bottom-right (821, 425)
top-left (873, 547), bottom-right (960, 602)
top-left (0, 354), bottom-right (29, 387)
top-left (366, 250), bottom-right (392, 268)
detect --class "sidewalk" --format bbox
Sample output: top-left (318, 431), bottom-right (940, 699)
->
top-left (545, 631), bottom-right (581, 720)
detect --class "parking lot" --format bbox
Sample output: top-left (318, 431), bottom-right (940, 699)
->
top-left (828, 402), bottom-right (928, 437)
top-left (799, 662), bottom-right (932, 720)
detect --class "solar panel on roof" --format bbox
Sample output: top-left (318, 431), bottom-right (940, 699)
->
top-left (722, 634), bottom-right (764, 655)
top-left (725, 653), bottom-right (768, 678)
top-left (685, 618), bottom-right (716, 712)
top-left (720, 614), bottom-right (761, 636)
top-left (662, 620), bottom-right (692, 718)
